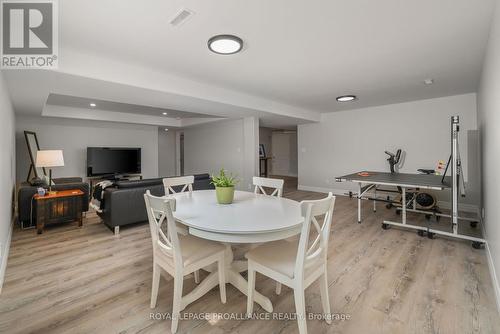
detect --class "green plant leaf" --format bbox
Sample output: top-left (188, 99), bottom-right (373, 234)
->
top-left (210, 168), bottom-right (239, 187)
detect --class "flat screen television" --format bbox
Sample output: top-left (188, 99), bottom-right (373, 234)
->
top-left (87, 147), bottom-right (141, 177)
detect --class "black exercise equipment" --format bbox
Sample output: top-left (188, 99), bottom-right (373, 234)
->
top-left (385, 149), bottom-right (402, 174)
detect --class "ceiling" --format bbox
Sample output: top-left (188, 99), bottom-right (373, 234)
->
top-left (46, 94), bottom-right (217, 119)
top-left (3, 0), bottom-right (496, 127)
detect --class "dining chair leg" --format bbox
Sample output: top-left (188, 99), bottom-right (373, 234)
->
top-left (319, 271), bottom-right (332, 324)
top-left (246, 264), bottom-right (256, 316)
top-left (194, 270), bottom-right (200, 284)
top-left (275, 282), bottom-right (282, 295)
top-left (171, 272), bottom-right (184, 334)
top-left (150, 262), bottom-right (160, 308)
top-left (217, 255), bottom-right (227, 303)
top-left (293, 287), bottom-right (308, 334)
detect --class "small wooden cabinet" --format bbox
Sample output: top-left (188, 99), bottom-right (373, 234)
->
top-left (34, 189), bottom-right (84, 234)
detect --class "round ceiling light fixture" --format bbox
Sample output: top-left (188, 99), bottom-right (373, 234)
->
top-left (208, 34), bottom-right (243, 55)
top-left (336, 95), bottom-right (357, 102)
top-left (162, 112), bottom-right (168, 115)
top-left (89, 103), bottom-right (97, 107)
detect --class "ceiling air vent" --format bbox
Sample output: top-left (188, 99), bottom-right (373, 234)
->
top-left (170, 8), bottom-right (194, 27)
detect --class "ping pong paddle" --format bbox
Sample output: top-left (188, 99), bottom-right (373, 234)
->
top-left (357, 172), bottom-right (372, 177)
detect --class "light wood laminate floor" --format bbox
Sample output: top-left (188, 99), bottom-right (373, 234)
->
top-left (1, 177), bottom-right (499, 333)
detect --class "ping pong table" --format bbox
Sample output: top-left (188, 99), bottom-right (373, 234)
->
top-left (335, 116), bottom-right (486, 248)
top-left (336, 170), bottom-right (484, 247)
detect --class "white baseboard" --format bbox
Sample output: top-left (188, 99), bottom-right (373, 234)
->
top-left (0, 220), bottom-right (13, 294)
top-left (297, 185), bottom-right (349, 197)
top-left (298, 185), bottom-right (480, 213)
top-left (485, 240), bottom-right (500, 314)
top-left (481, 214), bottom-right (500, 315)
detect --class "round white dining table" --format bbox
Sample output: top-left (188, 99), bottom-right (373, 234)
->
top-left (169, 189), bottom-right (303, 313)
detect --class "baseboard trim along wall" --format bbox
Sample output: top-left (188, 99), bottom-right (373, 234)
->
top-left (297, 185), bottom-right (349, 197)
top-left (298, 185), bottom-right (479, 214)
top-left (0, 219), bottom-right (13, 294)
top-left (482, 217), bottom-right (500, 315)
top-left (485, 240), bottom-right (500, 314)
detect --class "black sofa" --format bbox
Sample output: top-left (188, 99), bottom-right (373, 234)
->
top-left (18, 177), bottom-right (90, 228)
top-left (97, 174), bottom-right (214, 234)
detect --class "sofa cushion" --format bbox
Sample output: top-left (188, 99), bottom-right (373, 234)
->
top-left (115, 178), bottom-right (163, 189)
top-left (194, 173), bottom-right (210, 181)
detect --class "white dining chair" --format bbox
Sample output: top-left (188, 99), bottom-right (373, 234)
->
top-left (246, 193), bottom-right (336, 334)
top-left (144, 190), bottom-right (227, 333)
top-left (253, 176), bottom-right (284, 197)
top-left (163, 175), bottom-right (194, 195)
top-left (232, 177), bottom-right (285, 262)
top-left (163, 175), bottom-right (201, 282)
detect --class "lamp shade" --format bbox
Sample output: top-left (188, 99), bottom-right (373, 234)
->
top-left (35, 150), bottom-right (65, 168)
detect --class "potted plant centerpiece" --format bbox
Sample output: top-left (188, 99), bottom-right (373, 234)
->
top-left (211, 169), bottom-right (238, 204)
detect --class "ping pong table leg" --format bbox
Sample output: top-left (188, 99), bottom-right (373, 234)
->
top-left (358, 183), bottom-right (362, 223)
top-left (401, 187), bottom-right (406, 224)
top-left (373, 187), bottom-right (377, 212)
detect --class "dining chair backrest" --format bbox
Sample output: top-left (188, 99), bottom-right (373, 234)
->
top-left (144, 190), bottom-right (182, 266)
top-left (253, 176), bottom-right (284, 197)
top-left (295, 193), bottom-right (335, 279)
top-left (163, 175), bottom-right (194, 195)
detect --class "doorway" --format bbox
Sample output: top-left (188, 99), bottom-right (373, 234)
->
top-left (258, 127), bottom-right (298, 177)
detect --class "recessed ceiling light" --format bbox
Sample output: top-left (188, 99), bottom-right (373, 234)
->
top-left (89, 103), bottom-right (96, 107)
top-left (164, 128), bottom-right (169, 131)
top-left (208, 35), bottom-right (243, 55)
top-left (424, 78), bottom-right (434, 85)
top-left (162, 112), bottom-right (168, 115)
top-left (336, 95), bottom-right (357, 102)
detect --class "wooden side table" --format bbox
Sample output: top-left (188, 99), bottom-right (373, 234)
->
top-left (34, 189), bottom-right (84, 234)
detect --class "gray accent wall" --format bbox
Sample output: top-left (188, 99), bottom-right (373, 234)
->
top-left (0, 71), bottom-right (16, 291)
top-left (477, 0), bottom-right (500, 312)
top-left (15, 116), bottom-right (159, 182)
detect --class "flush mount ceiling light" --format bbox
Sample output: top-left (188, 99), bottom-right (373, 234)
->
top-left (164, 128), bottom-right (169, 131)
top-left (336, 95), bottom-right (357, 102)
top-left (162, 112), bottom-right (168, 115)
top-left (208, 34), bottom-right (243, 55)
top-left (89, 103), bottom-right (96, 107)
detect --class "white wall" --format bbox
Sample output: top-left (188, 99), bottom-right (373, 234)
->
top-left (271, 132), bottom-right (298, 177)
top-left (0, 71), bottom-right (16, 292)
top-left (158, 128), bottom-right (177, 177)
top-left (243, 117), bottom-right (259, 190)
top-left (183, 118), bottom-right (258, 190)
top-left (477, 0), bottom-right (500, 312)
top-left (15, 116), bottom-right (159, 182)
top-left (298, 93), bottom-right (479, 205)
top-left (290, 133), bottom-right (298, 177)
